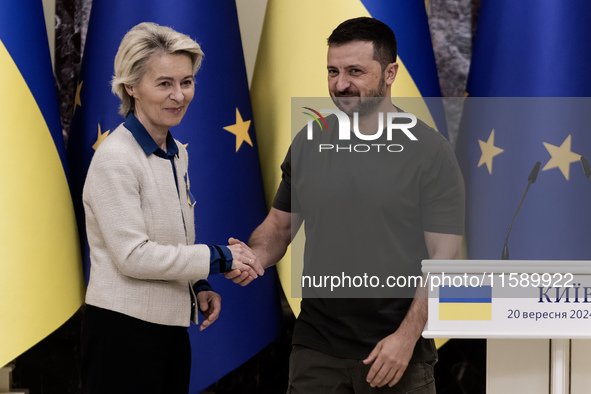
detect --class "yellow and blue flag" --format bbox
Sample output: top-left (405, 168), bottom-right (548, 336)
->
top-left (67, 1), bottom-right (281, 391)
top-left (455, 0), bottom-right (591, 260)
top-left (439, 286), bottom-right (492, 321)
top-left (251, 0), bottom-right (445, 317)
top-left (0, 0), bottom-right (84, 367)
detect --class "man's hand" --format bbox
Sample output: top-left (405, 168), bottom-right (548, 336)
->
top-left (224, 208), bottom-right (300, 286)
top-left (226, 237), bottom-right (264, 283)
top-left (197, 290), bottom-right (221, 331)
top-left (360, 233), bottom-right (461, 388)
top-left (363, 330), bottom-right (416, 388)
top-left (224, 237), bottom-right (262, 286)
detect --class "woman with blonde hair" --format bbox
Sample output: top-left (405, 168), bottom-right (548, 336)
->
top-left (80, 22), bottom-right (262, 393)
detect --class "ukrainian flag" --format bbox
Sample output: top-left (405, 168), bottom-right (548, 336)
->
top-left (439, 286), bottom-right (492, 321)
top-left (0, 0), bottom-right (84, 367)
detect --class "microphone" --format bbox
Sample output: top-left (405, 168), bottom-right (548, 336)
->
top-left (501, 161), bottom-right (541, 260)
top-left (581, 156), bottom-right (591, 179)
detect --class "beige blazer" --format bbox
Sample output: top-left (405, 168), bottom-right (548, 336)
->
top-left (83, 124), bottom-right (210, 327)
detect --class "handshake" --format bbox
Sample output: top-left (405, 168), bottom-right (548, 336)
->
top-left (225, 237), bottom-right (263, 286)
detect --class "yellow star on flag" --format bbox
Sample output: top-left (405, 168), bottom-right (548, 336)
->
top-left (223, 108), bottom-right (253, 152)
top-left (73, 80), bottom-right (83, 115)
top-left (92, 123), bottom-right (110, 151)
top-left (542, 134), bottom-right (581, 180)
top-left (478, 129), bottom-right (504, 174)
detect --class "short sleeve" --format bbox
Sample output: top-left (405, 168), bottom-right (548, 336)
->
top-left (420, 139), bottom-right (465, 235)
top-left (272, 146), bottom-right (295, 212)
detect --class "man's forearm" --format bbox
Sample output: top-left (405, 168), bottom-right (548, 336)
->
top-left (248, 208), bottom-right (297, 269)
top-left (249, 225), bottom-right (289, 269)
top-left (396, 232), bottom-right (463, 340)
top-left (393, 293), bottom-right (427, 344)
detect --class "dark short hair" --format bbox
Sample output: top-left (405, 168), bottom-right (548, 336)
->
top-left (327, 17), bottom-right (397, 70)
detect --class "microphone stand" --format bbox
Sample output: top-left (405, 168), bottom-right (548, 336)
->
top-left (501, 161), bottom-right (541, 260)
top-left (581, 156), bottom-right (591, 180)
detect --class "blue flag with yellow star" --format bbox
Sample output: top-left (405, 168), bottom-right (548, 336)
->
top-left (67, 1), bottom-right (282, 391)
top-left (455, 0), bottom-right (591, 260)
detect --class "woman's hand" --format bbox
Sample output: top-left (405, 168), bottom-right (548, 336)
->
top-left (226, 238), bottom-right (264, 282)
top-left (197, 290), bottom-right (221, 331)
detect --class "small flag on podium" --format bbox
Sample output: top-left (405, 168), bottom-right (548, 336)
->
top-left (439, 286), bottom-right (492, 321)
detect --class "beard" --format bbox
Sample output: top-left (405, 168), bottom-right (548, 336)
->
top-left (331, 75), bottom-right (387, 117)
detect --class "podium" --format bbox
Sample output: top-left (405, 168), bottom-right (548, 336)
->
top-left (422, 260), bottom-right (591, 394)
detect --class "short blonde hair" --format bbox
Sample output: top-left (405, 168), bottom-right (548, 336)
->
top-left (112, 22), bottom-right (204, 117)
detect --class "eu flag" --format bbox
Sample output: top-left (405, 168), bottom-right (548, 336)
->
top-left (455, 0), bottom-right (591, 260)
top-left (0, 0), bottom-right (84, 367)
top-left (67, 1), bottom-right (282, 391)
